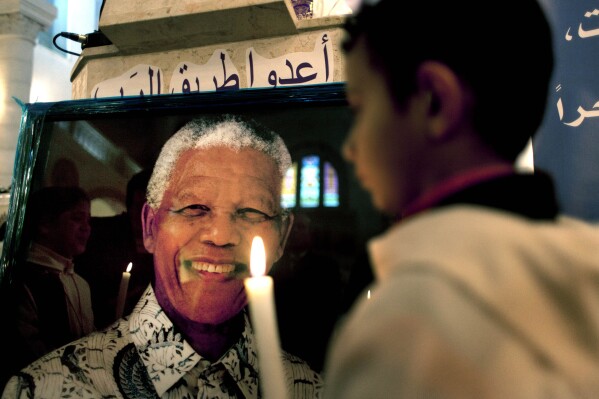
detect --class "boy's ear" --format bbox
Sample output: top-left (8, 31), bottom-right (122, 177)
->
top-left (141, 203), bottom-right (156, 254)
top-left (416, 61), bottom-right (469, 141)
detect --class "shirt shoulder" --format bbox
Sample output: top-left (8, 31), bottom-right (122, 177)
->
top-left (10, 319), bottom-right (132, 398)
top-left (282, 351), bottom-right (323, 399)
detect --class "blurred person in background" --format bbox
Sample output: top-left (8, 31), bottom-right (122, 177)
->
top-left (1, 186), bottom-right (94, 388)
top-left (322, 0), bottom-right (599, 398)
top-left (76, 168), bottom-right (154, 329)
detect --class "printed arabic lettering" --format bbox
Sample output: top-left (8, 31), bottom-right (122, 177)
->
top-left (578, 23), bottom-right (599, 38)
top-left (157, 70), bottom-right (162, 94)
top-left (321, 33), bottom-right (330, 82)
top-left (557, 97), bottom-right (599, 127)
top-left (278, 59), bottom-right (317, 85)
top-left (182, 79), bottom-right (191, 94)
top-left (294, 62), bottom-right (317, 83)
top-left (149, 67), bottom-right (154, 95)
top-left (249, 51), bottom-right (255, 87)
top-left (323, 44), bottom-right (329, 82)
top-left (181, 77), bottom-right (200, 94)
top-left (268, 70), bottom-right (278, 88)
top-left (565, 27), bottom-right (573, 41)
top-left (566, 9), bottom-right (599, 40)
top-left (128, 71), bottom-right (139, 96)
top-left (94, 33), bottom-right (334, 97)
top-left (173, 64), bottom-right (199, 94)
top-left (213, 52), bottom-right (240, 91)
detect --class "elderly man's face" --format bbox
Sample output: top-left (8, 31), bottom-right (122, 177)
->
top-left (143, 146), bottom-right (292, 325)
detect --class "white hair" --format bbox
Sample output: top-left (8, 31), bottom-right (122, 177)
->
top-left (146, 115), bottom-right (292, 209)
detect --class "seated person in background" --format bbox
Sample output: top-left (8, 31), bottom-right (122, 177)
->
top-left (1, 186), bottom-right (94, 387)
top-left (76, 168), bottom-right (154, 329)
top-left (271, 212), bottom-right (343, 372)
top-left (2, 115), bottom-right (323, 398)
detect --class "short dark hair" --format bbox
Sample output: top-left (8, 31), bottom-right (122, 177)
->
top-left (125, 168), bottom-right (152, 211)
top-left (25, 186), bottom-right (90, 235)
top-left (342, 0), bottom-right (554, 161)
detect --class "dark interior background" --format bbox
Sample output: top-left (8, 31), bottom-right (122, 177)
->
top-left (1, 83), bottom-right (388, 372)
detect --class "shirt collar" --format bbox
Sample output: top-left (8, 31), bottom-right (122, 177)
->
top-left (27, 242), bottom-right (75, 274)
top-left (401, 163), bottom-right (515, 220)
top-left (129, 286), bottom-right (260, 398)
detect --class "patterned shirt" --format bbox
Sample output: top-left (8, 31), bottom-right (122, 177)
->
top-left (2, 286), bottom-right (323, 399)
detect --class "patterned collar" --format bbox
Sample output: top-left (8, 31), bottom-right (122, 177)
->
top-left (128, 286), bottom-right (260, 398)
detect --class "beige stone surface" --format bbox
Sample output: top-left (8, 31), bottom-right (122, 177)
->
top-left (71, 0), bottom-right (347, 99)
top-left (101, 1), bottom-right (296, 54)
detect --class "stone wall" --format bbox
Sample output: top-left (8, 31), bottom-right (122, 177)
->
top-left (71, 0), bottom-right (347, 99)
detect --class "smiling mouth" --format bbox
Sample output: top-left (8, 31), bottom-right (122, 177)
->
top-left (182, 260), bottom-right (248, 277)
top-left (191, 262), bottom-right (235, 274)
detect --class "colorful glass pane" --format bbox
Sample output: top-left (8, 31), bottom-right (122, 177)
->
top-left (300, 155), bottom-right (320, 208)
top-left (323, 161), bottom-right (339, 207)
top-left (281, 163), bottom-right (297, 208)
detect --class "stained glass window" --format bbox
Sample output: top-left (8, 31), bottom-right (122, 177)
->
top-left (300, 155), bottom-right (320, 207)
top-left (281, 153), bottom-right (340, 209)
top-left (323, 161), bottom-right (339, 207)
top-left (281, 162), bottom-right (297, 208)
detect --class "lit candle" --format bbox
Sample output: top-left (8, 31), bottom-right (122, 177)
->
top-left (115, 262), bottom-right (132, 319)
top-left (244, 236), bottom-right (288, 399)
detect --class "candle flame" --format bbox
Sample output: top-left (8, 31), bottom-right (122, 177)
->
top-left (126, 262), bottom-right (133, 273)
top-left (250, 236), bottom-right (266, 277)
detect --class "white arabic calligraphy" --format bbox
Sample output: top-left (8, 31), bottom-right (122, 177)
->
top-left (565, 9), bottom-right (599, 41)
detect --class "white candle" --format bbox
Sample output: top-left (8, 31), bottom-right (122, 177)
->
top-left (244, 236), bottom-right (288, 399)
top-left (115, 262), bottom-right (132, 319)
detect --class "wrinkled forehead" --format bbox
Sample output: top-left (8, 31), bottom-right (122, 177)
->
top-left (165, 146), bottom-right (282, 201)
